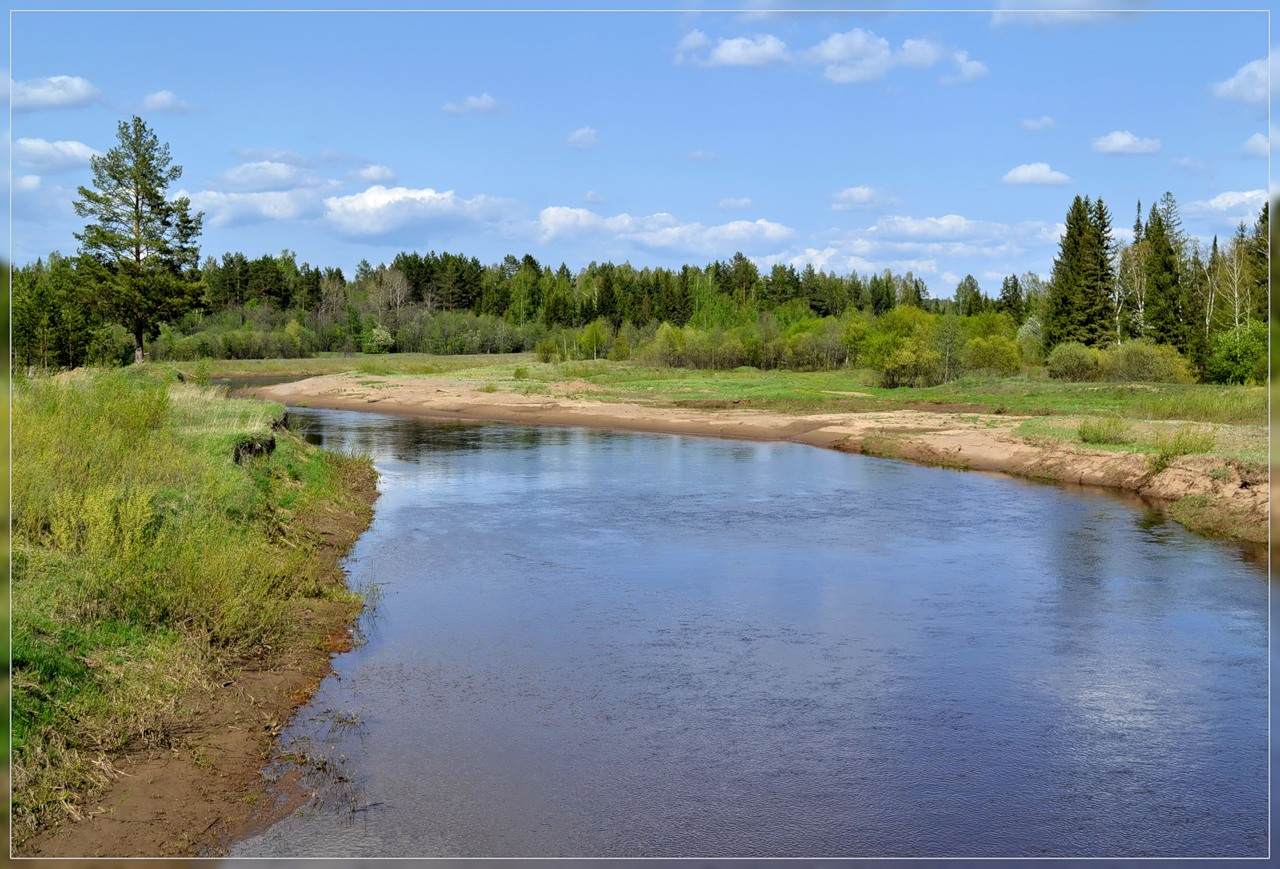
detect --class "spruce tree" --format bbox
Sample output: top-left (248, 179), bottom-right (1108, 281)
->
top-left (997, 274), bottom-right (1024, 321)
top-left (1143, 204), bottom-right (1192, 354)
top-left (1045, 195), bottom-right (1089, 347)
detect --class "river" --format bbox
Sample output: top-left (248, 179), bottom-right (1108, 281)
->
top-left (231, 406), bottom-right (1267, 858)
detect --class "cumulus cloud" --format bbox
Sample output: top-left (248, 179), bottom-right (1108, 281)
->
top-left (706, 34), bottom-right (790, 67)
top-left (442, 93), bottom-right (498, 114)
top-left (674, 30), bottom-right (710, 63)
top-left (1092, 130), bottom-right (1160, 154)
top-left (219, 160), bottom-right (326, 192)
top-left (567, 126), bottom-right (599, 149)
top-left (1187, 189), bottom-right (1267, 218)
top-left (830, 185), bottom-right (881, 210)
top-left (1021, 115), bottom-right (1055, 131)
top-left (354, 164), bottom-right (395, 183)
top-left (945, 51), bottom-right (988, 84)
top-left (15, 174), bottom-right (41, 192)
top-left (717, 196), bottom-right (752, 209)
top-left (14, 137), bottom-right (97, 172)
top-left (141, 89), bottom-right (189, 112)
top-left (1002, 162), bottom-right (1070, 185)
top-left (185, 188), bottom-right (322, 227)
top-left (324, 184), bottom-right (511, 237)
top-left (1213, 55), bottom-right (1270, 104)
top-left (1243, 130), bottom-right (1274, 157)
top-left (537, 205), bottom-right (792, 254)
top-left (11, 75), bottom-right (99, 111)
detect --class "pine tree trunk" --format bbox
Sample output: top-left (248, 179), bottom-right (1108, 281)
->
top-left (133, 328), bottom-right (145, 364)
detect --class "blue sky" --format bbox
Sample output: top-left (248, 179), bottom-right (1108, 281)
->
top-left (8, 2), bottom-right (1273, 297)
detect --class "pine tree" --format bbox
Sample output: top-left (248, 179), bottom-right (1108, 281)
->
top-left (74, 116), bottom-right (203, 362)
top-left (1045, 195), bottom-right (1090, 347)
top-left (1079, 197), bottom-right (1115, 345)
top-left (997, 274), bottom-right (1024, 322)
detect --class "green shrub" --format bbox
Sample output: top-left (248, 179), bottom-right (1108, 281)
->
top-left (607, 332), bottom-right (632, 361)
top-left (1102, 339), bottom-right (1193, 384)
top-left (535, 336), bottom-right (558, 363)
top-left (1016, 316), bottom-right (1044, 364)
top-left (86, 324), bottom-right (134, 367)
top-left (880, 339), bottom-right (943, 388)
top-left (361, 324), bottom-right (394, 354)
top-left (1078, 416), bottom-right (1133, 445)
top-left (1205, 322), bottom-right (1267, 385)
top-left (962, 335), bottom-right (1021, 376)
top-left (1047, 341), bottom-right (1102, 381)
top-left (512, 366), bottom-right (529, 380)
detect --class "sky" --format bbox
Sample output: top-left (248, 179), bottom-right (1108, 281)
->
top-left (7, 1), bottom-right (1273, 297)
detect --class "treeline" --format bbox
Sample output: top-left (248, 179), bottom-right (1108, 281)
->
top-left (10, 119), bottom-right (1270, 389)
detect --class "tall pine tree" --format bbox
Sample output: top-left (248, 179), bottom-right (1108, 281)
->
top-left (1142, 204), bottom-right (1192, 354)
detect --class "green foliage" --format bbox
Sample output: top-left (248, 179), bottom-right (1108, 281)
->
top-left (1047, 341), bottom-right (1103, 381)
top-left (1078, 416), bottom-right (1133, 445)
top-left (361, 323), bottom-right (394, 354)
top-left (1101, 339), bottom-right (1194, 384)
top-left (12, 370), bottom-right (371, 837)
top-left (1206, 322), bottom-right (1267, 384)
top-left (880, 339), bottom-right (943, 388)
top-left (1016, 316), bottom-right (1044, 364)
top-left (962, 335), bottom-right (1021, 375)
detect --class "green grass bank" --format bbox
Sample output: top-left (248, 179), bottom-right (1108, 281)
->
top-left (12, 367), bottom-right (376, 846)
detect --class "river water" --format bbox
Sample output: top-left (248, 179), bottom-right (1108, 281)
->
top-left (231, 406), bottom-right (1267, 858)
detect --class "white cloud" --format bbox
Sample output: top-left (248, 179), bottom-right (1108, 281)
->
top-left (1021, 115), bottom-right (1055, 131)
top-left (354, 164), bottom-right (395, 183)
top-left (11, 75), bottom-right (99, 111)
top-left (324, 184), bottom-right (511, 237)
top-left (141, 89), bottom-right (188, 112)
top-left (1187, 189), bottom-right (1267, 216)
top-left (1092, 130), bottom-right (1160, 155)
top-left (1002, 162), bottom-right (1070, 185)
top-left (688, 149), bottom-right (717, 162)
top-left (567, 126), bottom-right (599, 149)
top-left (1213, 56), bottom-right (1270, 104)
top-left (706, 34), bottom-right (790, 67)
top-left (991, 0), bottom-right (1120, 26)
top-left (14, 137), bottom-right (97, 172)
top-left (583, 190), bottom-right (605, 204)
top-left (15, 174), bottom-right (41, 192)
top-left (1243, 130), bottom-right (1274, 157)
top-left (808, 29), bottom-right (895, 83)
top-left (830, 185), bottom-right (880, 210)
top-left (220, 160), bottom-right (325, 192)
top-left (717, 196), bottom-right (753, 209)
top-left (537, 205), bottom-right (792, 254)
top-left (442, 92), bottom-right (498, 114)
top-left (945, 51), bottom-right (988, 84)
top-left (674, 30), bottom-right (709, 64)
top-left (185, 188), bottom-right (322, 227)
top-left (898, 38), bottom-right (944, 67)
top-left (236, 147), bottom-right (308, 164)
top-left (867, 214), bottom-right (982, 239)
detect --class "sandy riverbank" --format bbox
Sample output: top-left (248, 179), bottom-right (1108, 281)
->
top-left (253, 373), bottom-right (1267, 546)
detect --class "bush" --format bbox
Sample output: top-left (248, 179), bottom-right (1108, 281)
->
top-left (86, 324), bottom-right (134, 367)
top-left (1047, 341), bottom-right (1102, 381)
top-left (1102, 339), bottom-right (1193, 384)
top-left (1205, 322), bottom-right (1267, 385)
top-left (880, 339), bottom-right (942, 388)
top-left (1016, 316), bottom-right (1044, 364)
top-left (361, 324), bottom-right (394, 354)
top-left (1078, 416), bottom-right (1133, 445)
top-left (962, 335), bottom-right (1021, 376)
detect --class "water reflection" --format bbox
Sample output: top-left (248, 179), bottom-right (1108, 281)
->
top-left (231, 407), bottom-right (1267, 859)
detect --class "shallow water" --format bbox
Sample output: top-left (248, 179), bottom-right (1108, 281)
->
top-left (232, 407), bottom-right (1267, 858)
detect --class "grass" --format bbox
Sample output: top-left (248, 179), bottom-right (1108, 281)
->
top-left (12, 366), bottom-right (374, 842)
top-left (181, 355), bottom-right (1266, 427)
top-left (1078, 416), bottom-right (1134, 445)
top-left (1149, 426), bottom-right (1217, 473)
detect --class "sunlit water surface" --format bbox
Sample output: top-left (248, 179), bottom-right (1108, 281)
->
top-left (231, 407), bottom-right (1267, 858)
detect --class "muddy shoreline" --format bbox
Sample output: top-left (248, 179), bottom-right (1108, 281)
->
top-left (21, 458), bottom-right (379, 858)
top-left (252, 373), bottom-right (1268, 548)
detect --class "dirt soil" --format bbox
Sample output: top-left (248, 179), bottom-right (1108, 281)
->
top-left (18, 461), bottom-right (379, 859)
top-left (254, 373), bottom-right (1268, 546)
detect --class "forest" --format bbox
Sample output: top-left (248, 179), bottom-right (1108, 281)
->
top-left (12, 118), bottom-right (1271, 387)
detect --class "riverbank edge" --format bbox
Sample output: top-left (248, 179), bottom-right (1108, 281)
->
top-left (19, 434), bottom-right (379, 858)
top-left (251, 374), bottom-right (1267, 549)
